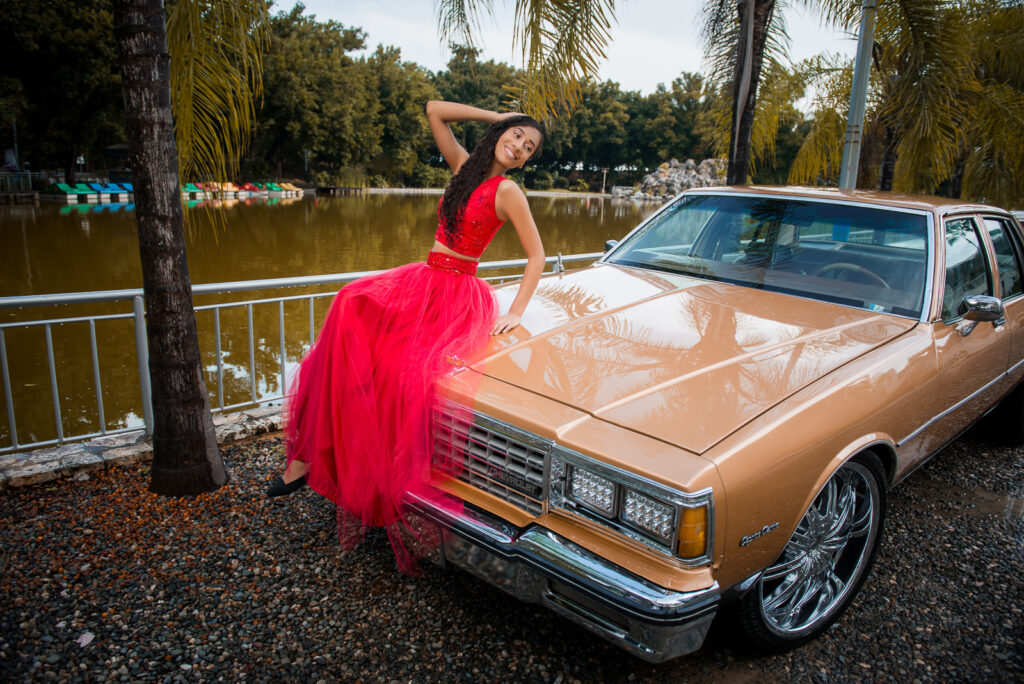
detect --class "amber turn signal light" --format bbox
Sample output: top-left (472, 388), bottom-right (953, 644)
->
top-left (677, 506), bottom-right (708, 559)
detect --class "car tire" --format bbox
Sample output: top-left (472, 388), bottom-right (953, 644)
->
top-left (735, 452), bottom-right (888, 653)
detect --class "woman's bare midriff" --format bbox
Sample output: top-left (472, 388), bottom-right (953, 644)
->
top-left (431, 240), bottom-right (480, 262)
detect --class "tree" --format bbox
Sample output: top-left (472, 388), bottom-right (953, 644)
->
top-left (701, 0), bottom-right (782, 184)
top-left (252, 4), bottom-right (379, 178)
top-left (112, 0), bottom-right (267, 495)
top-left (364, 46), bottom-right (441, 184)
top-left (788, 0), bottom-right (1024, 206)
top-left (0, 0), bottom-right (124, 180)
top-left (433, 44), bottom-right (522, 152)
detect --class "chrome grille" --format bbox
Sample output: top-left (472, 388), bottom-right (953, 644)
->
top-left (432, 403), bottom-right (552, 515)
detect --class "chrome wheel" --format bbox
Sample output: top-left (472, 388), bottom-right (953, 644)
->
top-left (737, 454), bottom-right (886, 650)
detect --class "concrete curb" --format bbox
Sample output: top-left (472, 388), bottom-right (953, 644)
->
top-left (0, 405), bottom-right (282, 490)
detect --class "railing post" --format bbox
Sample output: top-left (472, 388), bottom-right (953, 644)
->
top-left (0, 329), bottom-right (18, 449)
top-left (132, 295), bottom-right (154, 435)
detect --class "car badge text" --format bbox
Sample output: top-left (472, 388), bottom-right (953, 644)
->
top-left (740, 522), bottom-right (779, 547)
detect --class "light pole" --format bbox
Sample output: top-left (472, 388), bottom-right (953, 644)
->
top-left (839, 0), bottom-right (878, 190)
top-left (601, 167), bottom-right (608, 195)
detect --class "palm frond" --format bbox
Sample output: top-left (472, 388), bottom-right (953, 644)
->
top-left (166, 0), bottom-right (269, 186)
top-left (700, 0), bottom-right (795, 174)
top-left (787, 54), bottom-right (852, 185)
top-left (509, 0), bottom-right (617, 120)
top-left (436, 0), bottom-right (495, 46)
top-left (961, 81), bottom-right (1024, 205)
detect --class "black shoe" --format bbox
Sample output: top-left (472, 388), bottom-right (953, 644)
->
top-left (266, 474), bottom-right (307, 498)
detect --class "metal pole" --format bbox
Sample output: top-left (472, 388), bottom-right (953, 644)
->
top-left (839, 0), bottom-right (878, 190)
top-left (132, 295), bottom-right (154, 435)
top-left (0, 329), bottom-right (19, 449)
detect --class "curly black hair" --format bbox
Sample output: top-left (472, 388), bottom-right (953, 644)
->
top-left (439, 115), bottom-right (543, 243)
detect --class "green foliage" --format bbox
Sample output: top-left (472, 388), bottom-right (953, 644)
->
top-left (410, 163), bottom-right (452, 188)
top-left (787, 0), bottom-right (1024, 206)
top-left (253, 4), bottom-right (380, 177)
top-left (571, 177), bottom-right (591, 192)
top-left (311, 166), bottom-right (368, 188)
top-left (433, 45), bottom-right (521, 152)
top-left (0, 0), bottom-right (123, 178)
top-left (533, 169), bottom-right (555, 190)
top-left (167, 0), bottom-right (270, 185)
top-left (436, 0), bottom-right (616, 121)
top-left (364, 46), bottom-right (442, 185)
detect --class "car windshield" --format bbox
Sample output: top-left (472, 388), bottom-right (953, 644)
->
top-left (607, 194), bottom-right (929, 318)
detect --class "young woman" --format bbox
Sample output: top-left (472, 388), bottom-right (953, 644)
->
top-left (268, 100), bottom-right (545, 573)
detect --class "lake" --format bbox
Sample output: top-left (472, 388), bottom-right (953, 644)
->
top-left (0, 192), bottom-right (659, 449)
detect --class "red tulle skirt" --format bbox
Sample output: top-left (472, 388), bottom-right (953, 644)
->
top-left (284, 259), bottom-right (497, 573)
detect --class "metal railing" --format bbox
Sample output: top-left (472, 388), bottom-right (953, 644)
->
top-left (0, 252), bottom-right (600, 454)
top-left (0, 172), bottom-right (50, 192)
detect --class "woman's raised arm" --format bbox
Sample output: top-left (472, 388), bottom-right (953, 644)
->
top-left (426, 101), bottom-right (514, 174)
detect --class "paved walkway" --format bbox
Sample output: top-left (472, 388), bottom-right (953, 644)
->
top-left (0, 405), bottom-right (282, 490)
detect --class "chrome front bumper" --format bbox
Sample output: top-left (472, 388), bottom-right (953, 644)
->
top-left (406, 492), bottom-right (720, 662)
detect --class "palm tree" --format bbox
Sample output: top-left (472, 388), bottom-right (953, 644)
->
top-left (788, 0), bottom-right (1024, 206)
top-left (112, 0), bottom-right (268, 495)
top-left (702, 0), bottom-right (784, 185)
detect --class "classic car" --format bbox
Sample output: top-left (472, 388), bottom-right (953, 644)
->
top-left (410, 186), bottom-right (1024, 661)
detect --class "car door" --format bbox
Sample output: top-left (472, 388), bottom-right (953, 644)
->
top-left (980, 214), bottom-right (1024, 379)
top-left (930, 215), bottom-right (1013, 443)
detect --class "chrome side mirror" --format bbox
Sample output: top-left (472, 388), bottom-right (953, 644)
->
top-left (604, 239), bottom-right (619, 252)
top-left (956, 295), bottom-right (1006, 336)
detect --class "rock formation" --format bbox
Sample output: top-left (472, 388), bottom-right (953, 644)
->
top-left (612, 158), bottom-right (727, 202)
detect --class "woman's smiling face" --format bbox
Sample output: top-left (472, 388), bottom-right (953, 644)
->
top-left (494, 125), bottom-right (542, 170)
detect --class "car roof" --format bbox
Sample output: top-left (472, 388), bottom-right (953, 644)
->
top-left (687, 185), bottom-right (1010, 216)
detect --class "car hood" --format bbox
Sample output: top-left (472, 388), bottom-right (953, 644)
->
top-left (477, 263), bottom-right (916, 454)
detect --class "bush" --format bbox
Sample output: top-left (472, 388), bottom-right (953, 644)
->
top-left (311, 166), bottom-right (368, 188)
top-left (533, 170), bottom-right (554, 190)
top-left (368, 175), bottom-right (388, 188)
top-left (409, 163), bottom-right (451, 188)
top-left (553, 175), bottom-right (570, 190)
top-left (571, 178), bottom-right (591, 192)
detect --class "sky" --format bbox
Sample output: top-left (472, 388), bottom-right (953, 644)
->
top-left (279, 0), bottom-right (858, 95)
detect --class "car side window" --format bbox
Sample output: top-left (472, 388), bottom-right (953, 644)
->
top-left (941, 218), bottom-right (992, 321)
top-left (983, 217), bottom-right (1024, 300)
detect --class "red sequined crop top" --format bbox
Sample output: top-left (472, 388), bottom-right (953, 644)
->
top-left (434, 175), bottom-right (506, 258)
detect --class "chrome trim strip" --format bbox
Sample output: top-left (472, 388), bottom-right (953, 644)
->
top-left (406, 491), bottom-right (720, 662)
top-left (897, 364), bottom-right (1021, 447)
top-left (922, 212), bottom-right (937, 323)
top-left (408, 493), bottom-right (719, 616)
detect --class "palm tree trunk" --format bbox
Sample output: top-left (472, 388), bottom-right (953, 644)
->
top-left (878, 125), bottom-right (897, 191)
top-left (113, 0), bottom-right (227, 495)
top-left (727, 0), bottom-right (775, 185)
top-left (948, 149), bottom-right (967, 199)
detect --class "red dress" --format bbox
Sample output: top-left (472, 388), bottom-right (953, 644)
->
top-left (284, 176), bottom-right (506, 572)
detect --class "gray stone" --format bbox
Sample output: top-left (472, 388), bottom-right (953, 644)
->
top-left (6, 462), bottom-right (61, 487)
top-left (103, 444), bottom-right (153, 467)
top-left (59, 452), bottom-right (106, 474)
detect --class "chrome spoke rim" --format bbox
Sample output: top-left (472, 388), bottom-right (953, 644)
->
top-left (759, 461), bottom-right (880, 637)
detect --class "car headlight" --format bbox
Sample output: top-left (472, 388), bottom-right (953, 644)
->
top-left (568, 466), bottom-right (617, 516)
top-left (550, 446), bottom-right (713, 564)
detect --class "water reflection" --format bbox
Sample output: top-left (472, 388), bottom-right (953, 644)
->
top-left (0, 194), bottom-right (658, 448)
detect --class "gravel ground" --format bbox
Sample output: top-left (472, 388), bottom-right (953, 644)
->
top-left (1, 427), bottom-right (1021, 683)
